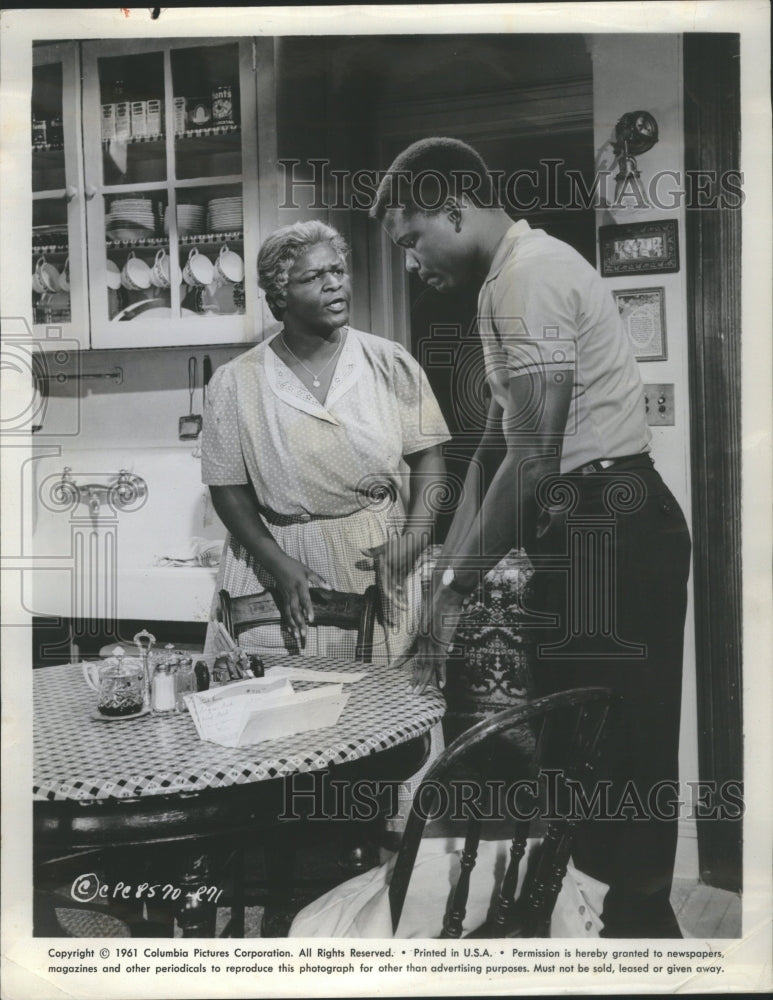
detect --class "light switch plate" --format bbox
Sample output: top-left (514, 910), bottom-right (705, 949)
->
top-left (644, 383), bottom-right (675, 425)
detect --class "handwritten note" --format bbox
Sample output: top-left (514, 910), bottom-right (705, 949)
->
top-left (184, 677), bottom-right (350, 747)
top-left (264, 665), bottom-right (365, 684)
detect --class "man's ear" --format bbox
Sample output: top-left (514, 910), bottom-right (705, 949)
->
top-left (443, 197), bottom-right (463, 233)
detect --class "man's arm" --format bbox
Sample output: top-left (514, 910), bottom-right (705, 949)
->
top-left (435, 394), bottom-right (507, 565)
top-left (442, 367), bottom-right (574, 590)
top-left (409, 368), bottom-right (573, 692)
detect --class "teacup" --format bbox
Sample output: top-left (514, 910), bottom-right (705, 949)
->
top-left (32, 256), bottom-right (60, 294)
top-left (214, 244), bottom-right (244, 284)
top-left (57, 256), bottom-right (71, 292)
top-left (150, 248), bottom-right (170, 288)
top-left (106, 258), bottom-right (122, 290)
top-left (121, 251), bottom-right (152, 291)
top-left (182, 247), bottom-right (214, 288)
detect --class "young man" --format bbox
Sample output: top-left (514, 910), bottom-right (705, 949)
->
top-left (371, 137), bottom-right (692, 938)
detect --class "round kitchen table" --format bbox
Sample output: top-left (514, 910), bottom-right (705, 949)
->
top-left (33, 656), bottom-right (445, 936)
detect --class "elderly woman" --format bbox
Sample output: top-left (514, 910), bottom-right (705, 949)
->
top-left (201, 220), bottom-right (451, 665)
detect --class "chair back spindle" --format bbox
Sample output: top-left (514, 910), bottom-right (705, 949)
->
top-left (387, 687), bottom-right (613, 937)
top-left (441, 820), bottom-right (481, 938)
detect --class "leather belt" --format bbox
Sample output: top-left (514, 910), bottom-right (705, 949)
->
top-left (257, 504), bottom-right (376, 527)
top-left (570, 453), bottom-right (651, 476)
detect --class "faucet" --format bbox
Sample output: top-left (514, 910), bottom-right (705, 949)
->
top-left (54, 467), bottom-right (148, 516)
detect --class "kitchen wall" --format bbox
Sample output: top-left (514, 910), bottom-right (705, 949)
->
top-left (590, 33), bottom-right (698, 876)
top-left (26, 345), bottom-right (244, 628)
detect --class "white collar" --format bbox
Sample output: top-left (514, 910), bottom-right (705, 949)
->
top-left (264, 328), bottom-right (362, 424)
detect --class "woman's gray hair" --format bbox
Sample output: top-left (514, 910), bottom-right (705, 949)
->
top-left (257, 220), bottom-right (349, 320)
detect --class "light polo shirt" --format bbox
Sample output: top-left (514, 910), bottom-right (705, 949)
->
top-left (478, 220), bottom-right (651, 473)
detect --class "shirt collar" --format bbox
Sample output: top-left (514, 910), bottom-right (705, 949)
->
top-left (264, 329), bottom-right (362, 424)
top-left (482, 219), bottom-right (532, 285)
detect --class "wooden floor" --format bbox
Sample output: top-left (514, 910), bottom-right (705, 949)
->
top-left (44, 843), bottom-right (743, 939)
top-left (670, 877), bottom-right (742, 938)
top-left (211, 876), bottom-right (742, 939)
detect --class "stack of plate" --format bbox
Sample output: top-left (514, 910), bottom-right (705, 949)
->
top-left (33, 223), bottom-right (69, 252)
top-left (173, 203), bottom-right (206, 236)
top-left (207, 195), bottom-right (243, 232)
top-left (105, 197), bottom-right (157, 242)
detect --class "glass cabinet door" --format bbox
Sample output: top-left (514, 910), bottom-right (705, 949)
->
top-left (32, 42), bottom-right (89, 349)
top-left (81, 38), bottom-right (262, 349)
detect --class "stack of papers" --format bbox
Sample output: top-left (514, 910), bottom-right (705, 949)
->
top-left (184, 675), bottom-right (352, 747)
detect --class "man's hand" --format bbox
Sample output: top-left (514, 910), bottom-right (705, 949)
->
top-left (271, 555), bottom-right (332, 643)
top-left (395, 585), bottom-right (466, 694)
top-left (362, 533), bottom-right (420, 626)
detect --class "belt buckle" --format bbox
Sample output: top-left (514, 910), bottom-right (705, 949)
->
top-left (575, 460), bottom-right (603, 475)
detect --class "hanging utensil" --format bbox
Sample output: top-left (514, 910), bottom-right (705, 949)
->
top-left (191, 354), bottom-right (212, 458)
top-left (202, 354), bottom-right (212, 410)
top-left (179, 356), bottom-right (203, 439)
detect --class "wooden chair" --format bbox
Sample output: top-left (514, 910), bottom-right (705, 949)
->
top-left (218, 585), bottom-right (380, 663)
top-left (217, 583), bottom-right (382, 934)
top-left (386, 687), bottom-right (613, 937)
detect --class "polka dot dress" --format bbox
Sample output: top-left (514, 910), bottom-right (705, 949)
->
top-left (201, 329), bottom-right (451, 813)
top-left (201, 328), bottom-right (451, 664)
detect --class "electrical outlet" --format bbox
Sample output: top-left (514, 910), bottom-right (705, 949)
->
top-left (643, 383), bottom-right (675, 425)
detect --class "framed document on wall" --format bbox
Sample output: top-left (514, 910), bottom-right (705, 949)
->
top-left (613, 286), bottom-right (667, 361)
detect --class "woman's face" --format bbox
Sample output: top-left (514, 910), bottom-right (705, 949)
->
top-left (281, 243), bottom-right (351, 334)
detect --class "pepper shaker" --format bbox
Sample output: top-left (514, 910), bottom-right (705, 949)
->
top-left (175, 656), bottom-right (196, 711)
top-left (194, 659), bottom-right (210, 692)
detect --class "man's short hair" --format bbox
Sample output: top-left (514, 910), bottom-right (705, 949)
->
top-left (370, 137), bottom-right (499, 220)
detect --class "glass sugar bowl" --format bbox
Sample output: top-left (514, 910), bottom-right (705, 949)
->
top-left (96, 659), bottom-right (146, 717)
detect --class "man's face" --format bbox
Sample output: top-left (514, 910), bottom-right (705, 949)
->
top-left (382, 207), bottom-right (473, 292)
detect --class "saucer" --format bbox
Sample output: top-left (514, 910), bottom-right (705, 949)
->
top-left (91, 706), bottom-right (150, 722)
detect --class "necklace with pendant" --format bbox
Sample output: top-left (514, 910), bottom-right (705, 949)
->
top-left (281, 329), bottom-right (346, 388)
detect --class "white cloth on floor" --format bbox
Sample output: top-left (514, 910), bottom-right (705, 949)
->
top-left (289, 838), bottom-right (607, 938)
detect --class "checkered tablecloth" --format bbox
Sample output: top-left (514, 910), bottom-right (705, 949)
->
top-left (33, 658), bottom-right (445, 803)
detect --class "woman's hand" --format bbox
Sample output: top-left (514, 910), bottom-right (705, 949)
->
top-left (394, 585), bottom-right (465, 694)
top-left (270, 554), bottom-right (332, 643)
top-left (363, 532), bottom-right (420, 626)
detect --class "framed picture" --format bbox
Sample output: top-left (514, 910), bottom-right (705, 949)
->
top-left (613, 286), bottom-right (668, 361)
top-left (599, 219), bottom-right (679, 276)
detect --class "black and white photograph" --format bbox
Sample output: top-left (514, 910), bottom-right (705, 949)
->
top-left (599, 220), bottom-right (680, 276)
top-left (1, 4), bottom-right (771, 999)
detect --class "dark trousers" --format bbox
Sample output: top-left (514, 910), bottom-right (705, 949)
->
top-left (527, 455), bottom-right (691, 937)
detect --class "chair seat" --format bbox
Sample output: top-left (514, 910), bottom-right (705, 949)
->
top-left (289, 838), bottom-right (607, 938)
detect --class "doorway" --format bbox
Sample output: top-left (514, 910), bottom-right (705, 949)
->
top-left (684, 33), bottom-right (743, 894)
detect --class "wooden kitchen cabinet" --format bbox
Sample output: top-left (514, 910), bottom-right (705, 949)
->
top-left (32, 37), bottom-right (277, 351)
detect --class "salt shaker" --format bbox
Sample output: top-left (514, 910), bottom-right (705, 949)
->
top-left (151, 659), bottom-right (178, 715)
